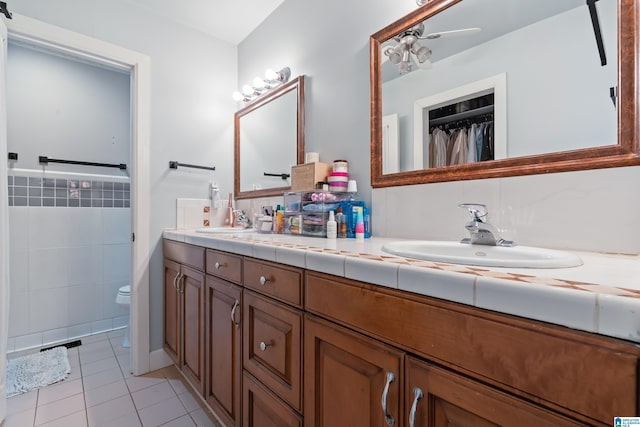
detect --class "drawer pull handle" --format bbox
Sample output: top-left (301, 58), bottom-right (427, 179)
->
top-left (214, 261), bottom-right (225, 270)
top-left (259, 340), bottom-right (273, 351)
top-left (259, 276), bottom-right (270, 286)
top-left (408, 387), bottom-right (424, 427)
top-left (230, 299), bottom-right (240, 328)
top-left (172, 272), bottom-right (181, 292)
top-left (381, 372), bottom-right (395, 426)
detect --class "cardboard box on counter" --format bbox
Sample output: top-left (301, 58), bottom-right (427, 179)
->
top-left (291, 162), bottom-right (332, 192)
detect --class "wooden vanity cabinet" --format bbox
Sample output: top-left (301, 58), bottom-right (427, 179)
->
top-left (305, 271), bottom-right (640, 426)
top-left (242, 259), bottom-right (304, 426)
top-left (205, 275), bottom-right (242, 427)
top-left (163, 240), bottom-right (206, 395)
top-left (304, 315), bottom-right (403, 427)
top-left (405, 357), bottom-right (582, 427)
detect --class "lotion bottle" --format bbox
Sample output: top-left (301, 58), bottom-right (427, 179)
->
top-left (326, 210), bottom-right (337, 239)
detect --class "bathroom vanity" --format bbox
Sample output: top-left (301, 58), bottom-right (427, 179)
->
top-left (162, 230), bottom-right (640, 426)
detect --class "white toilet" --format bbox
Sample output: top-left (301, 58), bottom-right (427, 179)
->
top-left (115, 285), bottom-right (131, 348)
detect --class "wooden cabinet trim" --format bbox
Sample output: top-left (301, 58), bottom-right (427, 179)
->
top-left (242, 371), bottom-right (303, 427)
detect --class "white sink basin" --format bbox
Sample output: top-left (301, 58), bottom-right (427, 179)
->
top-left (195, 227), bottom-right (254, 234)
top-left (381, 241), bottom-right (583, 268)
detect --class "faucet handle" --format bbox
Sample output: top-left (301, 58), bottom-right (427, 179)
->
top-left (458, 203), bottom-right (488, 222)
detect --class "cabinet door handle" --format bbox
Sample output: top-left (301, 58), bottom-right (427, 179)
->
top-left (259, 276), bottom-right (270, 286)
top-left (409, 387), bottom-right (424, 427)
top-left (214, 261), bottom-right (225, 270)
top-left (381, 372), bottom-right (395, 426)
top-left (173, 272), bottom-right (182, 293)
top-left (259, 340), bottom-right (273, 351)
top-left (177, 272), bottom-right (184, 294)
top-left (230, 299), bottom-right (240, 328)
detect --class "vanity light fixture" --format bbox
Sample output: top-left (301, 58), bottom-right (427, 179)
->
top-left (232, 66), bottom-right (292, 103)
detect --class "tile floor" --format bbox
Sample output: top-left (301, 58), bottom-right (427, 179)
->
top-left (4, 329), bottom-right (223, 427)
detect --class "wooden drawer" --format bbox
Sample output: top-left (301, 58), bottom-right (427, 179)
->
top-left (243, 371), bottom-right (303, 427)
top-left (305, 271), bottom-right (640, 424)
top-left (243, 290), bottom-right (302, 412)
top-left (244, 258), bottom-right (303, 308)
top-left (206, 249), bottom-right (242, 284)
top-left (163, 240), bottom-right (205, 271)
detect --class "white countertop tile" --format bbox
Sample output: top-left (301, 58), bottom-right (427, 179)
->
top-left (163, 229), bottom-right (640, 342)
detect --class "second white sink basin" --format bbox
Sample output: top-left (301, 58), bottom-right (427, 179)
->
top-left (381, 241), bottom-right (582, 268)
top-left (196, 227), bottom-right (254, 234)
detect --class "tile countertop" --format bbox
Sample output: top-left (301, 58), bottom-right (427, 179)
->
top-left (163, 229), bottom-right (640, 344)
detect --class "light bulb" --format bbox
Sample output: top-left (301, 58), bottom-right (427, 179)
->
top-left (232, 91), bottom-right (244, 101)
top-left (264, 68), bottom-right (279, 81)
top-left (242, 84), bottom-right (255, 96)
top-left (253, 77), bottom-right (266, 89)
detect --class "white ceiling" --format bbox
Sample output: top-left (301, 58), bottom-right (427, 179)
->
top-left (127, 0), bottom-right (286, 45)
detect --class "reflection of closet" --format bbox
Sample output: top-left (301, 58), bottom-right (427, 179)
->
top-left (427, 92), bottom-right (495, 168)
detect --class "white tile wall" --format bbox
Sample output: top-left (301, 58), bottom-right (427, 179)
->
top-left (8, 206), bottom-right (131, 351)
top-left (373, 165), bottom-right (640, 254)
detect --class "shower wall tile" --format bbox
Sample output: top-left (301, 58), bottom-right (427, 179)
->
top-left (9, 207), bottom-right (29, 250)
top-left (30, 288), bottom-right (69, 331)
top-left (42, 328), bottom-right (69, 346)
top-left (9, 248), bottom-right (29, 292)
top-left (67, 285), bottom-right (104, 325)
top-left (103, 244), bottom-right (131, 283)
top-left (29, 248), bottom-right (70, 290)
top-left (14, 333), bottom-right (42, 351)
top-left (103, 209), bottom-right (131, 245)
top-left (8, 291), bottom-right (29, 337)
top-left (68, 323), bottom-right (92, 340)
top-left (91, 319), bottom-right (113, 335)
top-left (68, 246), bottom-right (103, 287)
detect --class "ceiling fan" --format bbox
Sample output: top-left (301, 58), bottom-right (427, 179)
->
top-left (384, 23), bottom-right (481, 73)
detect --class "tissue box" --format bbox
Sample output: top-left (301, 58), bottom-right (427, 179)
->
top-left (291, 162), bottom-right (332, 192)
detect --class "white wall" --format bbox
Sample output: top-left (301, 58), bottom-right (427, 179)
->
top-left (239, 0), bottom-right (640, 255)
top-left (9, 0), bottom-right (238, 351)
top-left (7, 43), bottom-right (131, 174)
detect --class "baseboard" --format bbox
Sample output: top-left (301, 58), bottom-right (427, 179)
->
top-left (149, 348), bottom-right (173, 372)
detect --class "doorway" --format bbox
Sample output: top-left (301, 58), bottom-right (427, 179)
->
top-left (4, 14), bottom-right (150, 375)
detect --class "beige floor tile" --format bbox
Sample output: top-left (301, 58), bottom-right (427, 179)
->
top-left (188, 408), bottom-right (222, 427)
top-left (125, 373), bottom-right (166, 393)
top-left (131, 381), bottom-right (176, 410)
top-left (37, 378), bottom-right (83, 406)
top-left (86, 394), bottom-right (136, 427)
top-left (82, 366), bottom-right (124, 391)
top-left (84, 379), bottom-right (129, 408)
top-left (37, 410), bottom-right (87, 427)
top-left (137, 396), bottom-right (187, 427)
top-left (34, 393), bottom-right (85, 426)
top-left (81, 356), bottom-right (120, 377)
top-left (6, 390), bottom-right (38, 415)
top-left (160, 414), bottom-right (197, 427)
top-left (98, 411), bottom-right (142, 427)
top-left (79, 333), bottom-right (111, 345)
top-left (2, 407), bottom-right (36, 427)
top-left (177, 391), bottom-right (201, 413)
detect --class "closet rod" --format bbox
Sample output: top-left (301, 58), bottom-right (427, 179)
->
top-left (169, 161), bottom-right (215, 171)
top-left (429, 105), bottom-right (493, 127)
top-left (39, 156), bottom-right (127, 170)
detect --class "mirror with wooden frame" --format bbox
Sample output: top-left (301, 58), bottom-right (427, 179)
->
top-left (370, 0), bottom-right (639, 188)
top-left (234, 76), bottom-right (305, 199)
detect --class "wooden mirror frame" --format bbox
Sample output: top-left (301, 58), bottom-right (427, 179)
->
top-left (234, 75), bottom-right (305, 199)
top-left (370, 0), bottom-right (640, 188)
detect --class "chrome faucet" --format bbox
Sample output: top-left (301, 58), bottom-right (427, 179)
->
top-left (233, 210), bottom-right (251, 229)
top-left (458, 203), bottom-right (514, 247)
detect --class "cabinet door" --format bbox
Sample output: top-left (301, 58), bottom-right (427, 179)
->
top-left (180, 265), bottom-right (205, 395)
top-left (205, 276), bottom-right (242, 427)
top-left (304, 314), bottom-right (403, 427)
top-left (243, 371), bottom-right (302, 427)
top-left (243, 290), bottom-right (302, 412)
top-left (163, 258), bottom-right (181, 365)
top-left (405, 356), bottom-right (584, 427)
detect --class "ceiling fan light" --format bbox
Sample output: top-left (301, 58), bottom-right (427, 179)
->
top-left (413, 45), bottom-right (432, 63)
top-left (385, 45), bottom-right (403, 64)
top-left (399, 60), bottom-right (411, 74)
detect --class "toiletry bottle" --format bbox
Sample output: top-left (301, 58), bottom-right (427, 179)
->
top-left (355, 206), bottom-right (365, 240)
top-left (276, 206), bottom-right (284, 233)
top-left (224, 193), bottom-right (235, 226)
top-left (326, 210), bottom-right (337, 239)
top-left (335, 207), bottom-right (346, 238)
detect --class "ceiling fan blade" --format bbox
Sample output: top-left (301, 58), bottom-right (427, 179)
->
top-left (423, 27), bottom-right (481, 40)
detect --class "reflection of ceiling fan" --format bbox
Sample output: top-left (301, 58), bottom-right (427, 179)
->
top-left (384, 23), bottom-right (481, 73)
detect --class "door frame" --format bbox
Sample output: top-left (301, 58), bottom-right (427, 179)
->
top-left (6, 14), bottom-right (151, 375)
